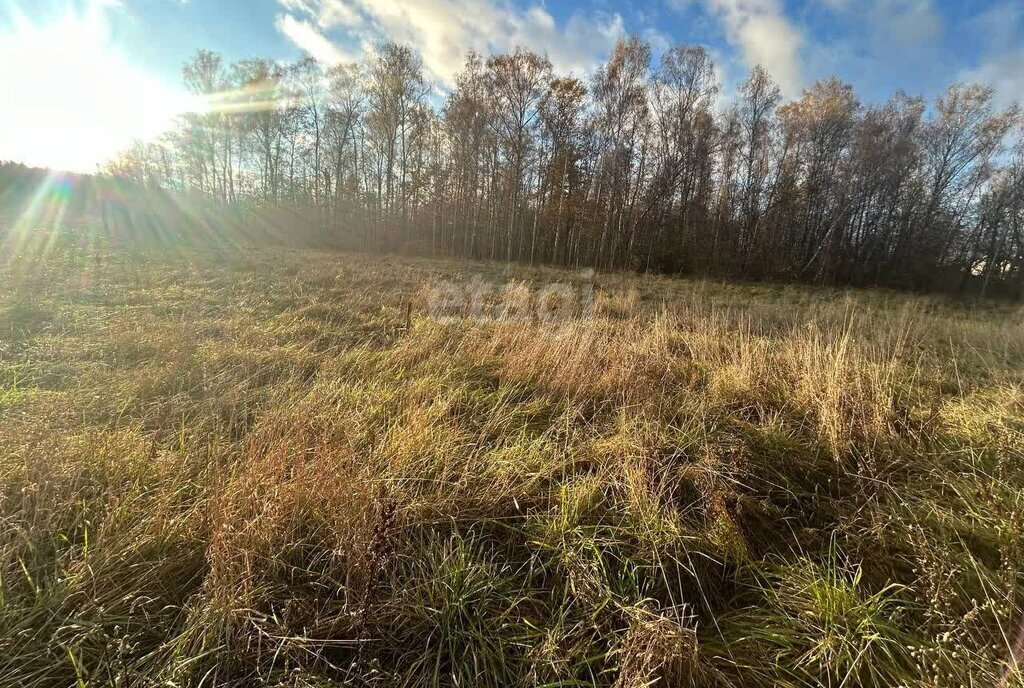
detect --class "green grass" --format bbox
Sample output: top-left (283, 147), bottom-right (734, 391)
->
top-left (0, 242), bottom-right (1022, 687)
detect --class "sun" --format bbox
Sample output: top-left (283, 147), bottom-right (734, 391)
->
top-left (0, 2), bottom-right (198, 173)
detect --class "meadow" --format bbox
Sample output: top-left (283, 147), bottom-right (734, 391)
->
top-left (1, 236), bottom-right (1023, 687)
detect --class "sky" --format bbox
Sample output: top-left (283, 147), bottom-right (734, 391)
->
top-left (1, 0), bottom-right (1022, 173)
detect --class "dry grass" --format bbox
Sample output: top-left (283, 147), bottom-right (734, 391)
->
top-left (1, 240), bottom-right (1023, 687)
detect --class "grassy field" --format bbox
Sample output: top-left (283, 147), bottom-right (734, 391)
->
top-left (1, 239), bottom-right (1023, 687)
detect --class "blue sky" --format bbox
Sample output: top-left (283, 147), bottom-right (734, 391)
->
top-left (2, 0), bottom-right (1022, 171)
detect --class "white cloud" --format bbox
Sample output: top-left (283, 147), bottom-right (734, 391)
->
top-left (278, 0), bottom-right (317, 12)
top-left (684, 0), bottom-right (951, 103)
top-left (275, 0), bottom-right (626, 85)
top-left (682, 0), bottom-right (805, 97)
top-left (960, 2), bottom-right (1024, 107)
top-left (316, 0), bottom-right (363, 29)
top-left (867, 0), bottom-right (941, 51)
top-left (962, 50), bottom-right (1024, 108)
top-left (275, 13), bottom-right (352, 65)
top-left (643, 26), bottom-right (673, 57)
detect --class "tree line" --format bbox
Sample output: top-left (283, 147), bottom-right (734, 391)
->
top-left (104, 38), bottom-right (1024, 297)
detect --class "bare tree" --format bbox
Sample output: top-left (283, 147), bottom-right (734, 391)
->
top-left (486, 48), bottom-right (552, 262)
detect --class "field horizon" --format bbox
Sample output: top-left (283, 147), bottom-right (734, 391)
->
top-left (1, 239), bottom-right (1023, 687)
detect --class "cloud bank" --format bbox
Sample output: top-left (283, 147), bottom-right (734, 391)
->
top-left (274, 0), bottom-right (626, 85)
top-left (276, 0), bottom-right (1022, 109)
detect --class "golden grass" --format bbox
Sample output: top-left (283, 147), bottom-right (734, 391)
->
top-left (1, 244), bottom-right (1023, 687)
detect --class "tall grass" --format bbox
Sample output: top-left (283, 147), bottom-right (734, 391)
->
top-left (0, 243), bottom-right (1022, 686)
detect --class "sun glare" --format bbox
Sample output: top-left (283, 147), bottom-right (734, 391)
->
top-left (0, 3), bottom-right (198, 173)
